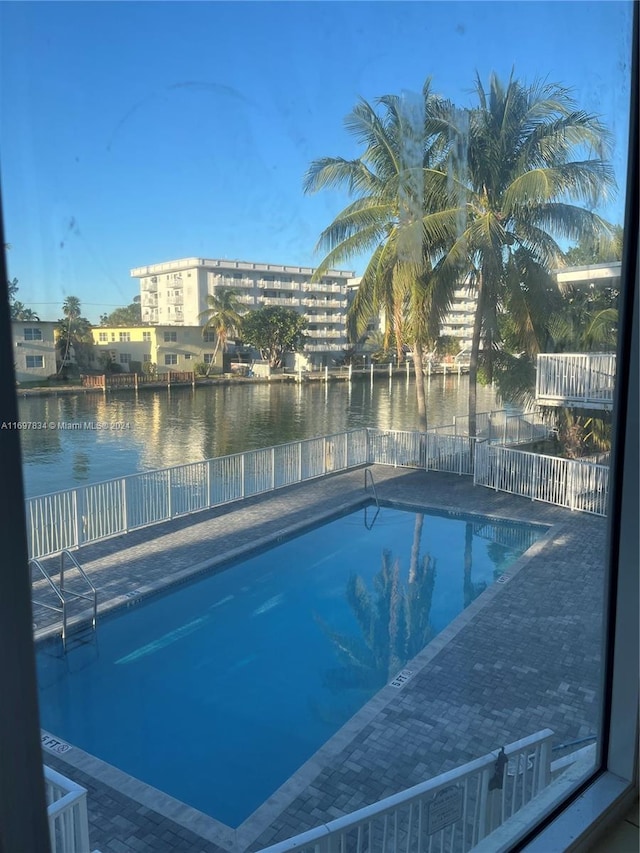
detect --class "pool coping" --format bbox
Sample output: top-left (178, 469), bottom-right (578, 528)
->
top-left (38, 485), bottom-right (558, 852)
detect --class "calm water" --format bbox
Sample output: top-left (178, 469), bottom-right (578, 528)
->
top-left (18, 376), bottom-right (502, 497)
top-left (37, 503), bottom-right (541, 827)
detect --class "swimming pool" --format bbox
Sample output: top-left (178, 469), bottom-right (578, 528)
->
top-left (36, 503), bottom-right (544, 828)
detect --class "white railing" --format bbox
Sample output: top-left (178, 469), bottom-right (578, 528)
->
top-left (536, 353), bottom-right (616, 409)
top-left (474, 443), bottom-right (609, 516)
top-left (25, 412), bottom-right (609, 561)
top-left (26, 430), bottom-right (369, 560)
top-left (438, 410), bottom-right (548, 445)
top-left (45, 765), bottom-right (91, 853)
top-left (257, 730), bottom-right (554, 853)
top-left (370, 430), bottom-right (480, 475)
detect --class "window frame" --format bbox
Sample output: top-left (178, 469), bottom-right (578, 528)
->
top-left (0, 11), bottom-right (636, 851)
top-left (25, 354), bottom-right (44, 369)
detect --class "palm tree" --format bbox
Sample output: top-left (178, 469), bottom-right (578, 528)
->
top-left (437, 73), bottom-right (616, 436)
top-left (56, 295), bottom-right (92, 371)
top-left (198, 289), bottom-right (244, 376)
top-left (304, 82), bottom-right (459, 430)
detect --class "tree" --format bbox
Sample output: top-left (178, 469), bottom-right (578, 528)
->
top-left (437, 73), bottom-right (616, 436)
top-left (304, 82), bottom-right (457, 431)
top-left (56, 296), bottom-right (94, 371)
top-left (564, 224), bottom-right (623, 266)
top-left (198, 288), bottom-right (244, 375)
top-left (99, 301), bottom-right (142, 326)
top-left (7, 277), bottom-right (40, 320)
top-left (241, 306), bottom-right (307, 368)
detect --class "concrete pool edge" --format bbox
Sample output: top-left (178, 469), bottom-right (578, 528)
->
top-left (37, 486), bottom-right (558, 851)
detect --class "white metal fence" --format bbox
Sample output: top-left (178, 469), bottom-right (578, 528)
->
top-left (24, 412), bottom-right (607, 561)
top-left (26, 430), bottom-right (370, 560)
top-left (474, 443), bottom-right (609, 516)
top-left (257, 730), bottom-right (553, 853)
top-left (45, 764), bottom-right (91, 853)
top-left (536, 353), bottom-right (616, 409)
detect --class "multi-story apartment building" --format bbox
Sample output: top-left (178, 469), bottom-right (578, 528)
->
top-left (11, 321), bottom-right (57, 383)
top-left (92, 325), bottom-right (222, 373)
top-left (130, 257), bottom-right (354, 369)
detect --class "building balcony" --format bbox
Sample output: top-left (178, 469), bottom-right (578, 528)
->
top-left (535, 353), bottom-right (616, 411)
top-left (261, 296), bottom-right (300, 307)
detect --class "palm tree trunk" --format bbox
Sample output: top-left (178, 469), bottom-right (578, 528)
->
top-left (468, 272), bottom-right (485, 439)
top-left (412, 341), bottom-right (427, 431)
top-left (206, 339), bottom-right (221, 377)
top-left (408, 513), bottom-right (424, 584)
top-left (463, 521), bottom-right (473, 608)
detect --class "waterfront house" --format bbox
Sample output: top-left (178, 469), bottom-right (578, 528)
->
top-left (11, 320), bottom-right (57, 383)
top-left (91, 324), bottom-right (223, 374)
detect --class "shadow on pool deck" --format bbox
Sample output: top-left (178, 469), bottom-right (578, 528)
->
top-left (40, 467), bottom-right (606, 853)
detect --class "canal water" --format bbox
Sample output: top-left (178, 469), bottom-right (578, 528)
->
top-left (17, 375), bottom-right (503, 497)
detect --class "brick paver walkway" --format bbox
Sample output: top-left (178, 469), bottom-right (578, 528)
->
top-left (38, 466), bottom-right (606, 852)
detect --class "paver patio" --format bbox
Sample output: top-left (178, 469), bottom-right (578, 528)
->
top-left (38, 466), bottom-right (606, 852)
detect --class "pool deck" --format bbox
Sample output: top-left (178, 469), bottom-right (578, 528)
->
top-left (38, 465), bottom-right (606, 853)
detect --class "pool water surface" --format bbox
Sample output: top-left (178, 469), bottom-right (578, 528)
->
top-left (37, 503), bottom-right (544, 827)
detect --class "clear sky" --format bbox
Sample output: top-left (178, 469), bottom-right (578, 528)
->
top-left (0, 1), bottom-right (634, 322)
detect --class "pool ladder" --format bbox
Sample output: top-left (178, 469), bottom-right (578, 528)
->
top-left (364, 468), bottom-right (380, 529)
top-left (31, 550), bottom-right (97, 649)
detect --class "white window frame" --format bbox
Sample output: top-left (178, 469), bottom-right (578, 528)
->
top-left (25, 355), bottom-right (43, 368)
top-left (23, 327), bottom-right (41, 341)
top-left (164, 353), bottom-right (177, 365)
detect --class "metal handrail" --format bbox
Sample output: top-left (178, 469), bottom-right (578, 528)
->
top-left (60, 550), bottom-right (97, 630)
top-left (364, 467), bottom-right (380, 508)
top-left (30, 558), bottom-right (67, 641)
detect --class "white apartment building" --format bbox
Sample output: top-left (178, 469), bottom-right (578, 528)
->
top-left (130, 257), bottom-right (354, 369)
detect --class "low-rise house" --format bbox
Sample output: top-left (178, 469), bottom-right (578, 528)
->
top-left (11, 321), bottom-right (57, 383)
top-left (91, 325), bottom-right (223, 374)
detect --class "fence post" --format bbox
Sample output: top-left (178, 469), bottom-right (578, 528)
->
top-left (207, 459), bottom-right (212, 508)
top-left (122, 478), bottom-right (129, 532)
top-left (271, 447), bottom-right (276, 490)
top-left (72, 489), bottom-right (80, 548)
top-left (241, 453), bottom-right (245, 499)
top-left (167, 468), bottom-right (172, 518)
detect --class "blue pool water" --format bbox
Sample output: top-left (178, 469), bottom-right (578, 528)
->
top-left (37, 504), bottom-right (543, 827)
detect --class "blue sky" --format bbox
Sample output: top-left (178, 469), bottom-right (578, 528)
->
top-left (0, 1), bottom-right (634, 322)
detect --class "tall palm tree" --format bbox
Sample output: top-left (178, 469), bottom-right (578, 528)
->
top-left (304, 82), bottom-right (458, 430)
top-left (437, 73), bottom-right (616, 436)
top-left (56, 295), bottom-right (92, 371)
top-left (198, 288), bottom-right (244, 376)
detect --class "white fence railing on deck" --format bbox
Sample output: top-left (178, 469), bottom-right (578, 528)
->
top-left (474, 443), bottom-right (609, 515)
top-left (25, 411), bottom-right (606, 561)
top-left (257, 730), bottom-right (554, 853)
top-left (536, 353), bottom-right (616, 408)
top-left (45, 765), bottom-right (90, 853)
top-left (26, 429), bottom-right (371, 560)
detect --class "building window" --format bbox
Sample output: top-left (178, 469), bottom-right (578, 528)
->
top-left (143, 354), bottom-right (151, 363)
top-left (203, 331), bottom-right (216, 342)
top-left (25, 355), bottom-right (44, 368)
top-left (119, 332), bottom-right (130, 342)
top-left (142, 331), bottom-right (151, 342)
top-left (203, 353), bottom-right (214, 364)
top-left (98, 332), bottom-right (108, 342)
top-left (184, 353), bottom-right (192, 360)
top-left (119, 353), bottom-right (131, 364)
top-left (164, 331), bottom-right (177, 342)
top-left (23, 327), bottom-right (42, 341)
top-left (110, 333), bottom-right (115, 341)
top-left (164, 354), bottom-right (177, 365)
